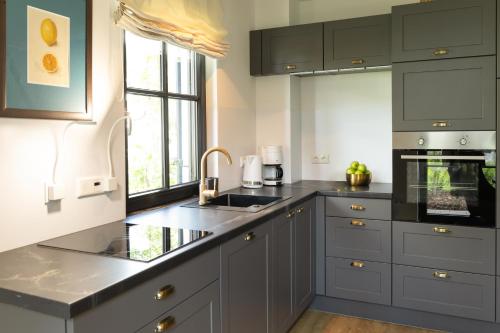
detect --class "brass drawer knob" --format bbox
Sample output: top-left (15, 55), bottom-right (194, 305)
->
top-left (296, 207), bottom-right (305, 214)
top-left (284, 64), bottom-right (297, 71)
top-left (351, 261), bottom-right (365, 268)
top-left (244, 232), bottom-right (255, 241)
top-left (154, 285), bottom-right (175, 301)
top-left (351, 58), bottom-right (365, 65)
top-left (433, 271), bottom-right (450, 279)
top-left (433, 48), bottom-right (449, 56)
top-left (155, 316), bottom-right (175, 332)
top-left (286, 210), bottom-right (295, 219)
top-left (350, 204), bottom-right (365, 211)
top-left (432, 121), bottom-right (449, 128)
top-left (433, 227), bottom-right (451, 234)
top-left (350, 220), bottom-right (366, 227)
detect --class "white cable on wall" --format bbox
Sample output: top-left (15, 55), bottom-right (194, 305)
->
top-left (107, 114), bottom-right (132, 178)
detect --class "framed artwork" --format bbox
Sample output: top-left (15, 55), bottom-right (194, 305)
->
top-left (0, 0), bottom-right (92, 120)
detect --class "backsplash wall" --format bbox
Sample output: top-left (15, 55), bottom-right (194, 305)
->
top-left (300, 72), bottom-right (393, 183)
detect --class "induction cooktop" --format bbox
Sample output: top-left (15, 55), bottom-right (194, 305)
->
top-left (38, 222), bottom-right (212, 262)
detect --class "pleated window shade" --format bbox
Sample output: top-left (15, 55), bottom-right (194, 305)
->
top-left (114, 0), bottom-right (229, 58)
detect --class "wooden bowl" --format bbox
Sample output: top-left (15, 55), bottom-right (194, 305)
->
top-left (346, 173), bottom-right (372, 186)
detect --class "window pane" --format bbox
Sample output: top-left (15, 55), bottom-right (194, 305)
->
top-left (167, 44), bottom-right (196, 95)
top-left (168, 99), bottom-right (198, 186)
top-left (127, 94), bottom-right (164, 194)
top-left (125, 33), bottom-right (162, 91)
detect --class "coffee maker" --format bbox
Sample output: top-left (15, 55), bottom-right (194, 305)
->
top-left (262, 146), bottom-right (284, 186)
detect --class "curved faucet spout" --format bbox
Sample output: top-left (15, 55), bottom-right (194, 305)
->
top-left (199, 147), bottom-right (233, 205)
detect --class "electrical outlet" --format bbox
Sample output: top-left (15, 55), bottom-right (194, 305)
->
top-left (312, 154), bottom-right (330, 164)
top-left (77, 177), bottom-right (107, 198)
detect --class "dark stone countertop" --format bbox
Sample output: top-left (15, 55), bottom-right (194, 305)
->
top-left (0, 181), bottom-right (391, 319)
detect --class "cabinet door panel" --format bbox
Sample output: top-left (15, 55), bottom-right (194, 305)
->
top-left (324, 15), bottom-right (390, 70)
top-left (392, 0), bottom-right (496, 62)
top-left (393, 56), bottom-right (496, 131)
top-left (393, 265), bottom-right (496, 322)
top-left (221, 222), bottom-right (272, 333)
top-left (262, 23), bottom-right (323, 75)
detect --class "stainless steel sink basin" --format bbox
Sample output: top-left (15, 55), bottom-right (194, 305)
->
top-left (182, 194), bottom-right (292, 213)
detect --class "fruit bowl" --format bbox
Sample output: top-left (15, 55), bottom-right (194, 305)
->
top-left (346, 173), bottom-right (372, 186)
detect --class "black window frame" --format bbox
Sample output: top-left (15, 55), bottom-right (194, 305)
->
top-left (124, 33), bottom-right (206, 214)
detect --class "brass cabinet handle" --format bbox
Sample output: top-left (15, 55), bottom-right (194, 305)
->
top-left (154, 285), bottom-right (175, 301)
top-left (351, 58), bottom-right (365, 65)
top-left (432, 121), bottom-right (449, 128)
top-left (433, 48), bottom-right (449, 56)
top-left (286, 210), bottom-right (295, 219)
top-left (350, 219), bottom-right (366, 227)
top-left (284, 64), bottom-right (297, 71)
top-left (433, 227), bottom-right (451, 234)
top-left (296, 207), bottom-right (305, 214)
top-left (155, 316), bottom-right (175, 332)
top-left (244, 232), bottom-right (255, 241)
top-left (351, 261), bottom-right (365, 268)
top-left (433, 271), bottom-right (450, 279)
top-left (350, 204), bottom-right (365, 211)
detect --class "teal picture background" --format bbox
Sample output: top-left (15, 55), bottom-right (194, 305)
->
top-left (6, 0), bottom-right (87, 113)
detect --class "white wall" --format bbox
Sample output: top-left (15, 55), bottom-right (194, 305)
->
top-left (0, 0), bottom-right (126, 252)
top-left (301, 72), bottom-right (393, 183)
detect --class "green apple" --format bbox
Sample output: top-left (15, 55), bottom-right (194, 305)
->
top-left (365, 170), bottom-right (371, 175)
top-left (357, 164), bottom-right (367, 173)
top-left (346, 168), bottom-right (356, 175)
top-left (350, 161), bottom-right (360, 169)
top-left (354, 170), bottom-right (364, 175)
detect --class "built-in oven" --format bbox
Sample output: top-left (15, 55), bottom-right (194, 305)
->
top-left (393, 132), bottom-right (496, 228)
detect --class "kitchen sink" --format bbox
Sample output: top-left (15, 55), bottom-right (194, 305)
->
top-left (182, 194), bottom-right (292, 213)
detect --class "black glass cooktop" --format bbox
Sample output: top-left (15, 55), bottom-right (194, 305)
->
top-left (38, 222), bottom-right (212, 262)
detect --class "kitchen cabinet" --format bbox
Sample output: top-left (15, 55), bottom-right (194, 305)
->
top-left (497, 277), bottom-right (500, 323)
top-left (324, 15), bottom-right (391, 70)
top-left (392, 221), bottom-right (496, 275)
top-left (220, 221), bottom-right (272, 333)
top-left (393, 264), bottom-right (496, 322)
top-left (261, 23), bottom-right (323, 75)
top-left (326, 257), bottom-right (391, 306)
top-left (250, 30), bottom-right (262, 76)
top-left (325, 197), bottom-right (391, 221)
top-left (392, 0), bottom-right (496, 63)
top-left (137, 281), bottom-right (220, 333)
top-left (392, 56), bottom-right (496, 132)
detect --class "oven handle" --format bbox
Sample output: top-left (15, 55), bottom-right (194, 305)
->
top-left (400, 155), bottom-right (486, 161)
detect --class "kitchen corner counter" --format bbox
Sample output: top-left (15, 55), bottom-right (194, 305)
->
top-left (0, 181), bottom-right (391, 320)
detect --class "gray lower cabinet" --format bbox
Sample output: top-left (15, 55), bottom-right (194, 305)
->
top-left (393, 264), bottom-right (496, 322)
top-left (497, 277), bottom-right (500, 323)
top-left (221, 221), bottom-right (272, 333)
top-left (325, 197), bottom-right (391, 221)
top-left (391, 0), bottom-right (496, 63)
top-left (137, 281), bottom-right (220, 333)
top-left (326, 217), bottom-right (391, 263)
top-left (392, 56), bottom-right (496, 132)
top-left (261, 23), bottom-right (323, 75)
top-left (323, 14), bottom-right (391, 70)
top-left (326, 257), bottom-right (391, 306)
top-left (393, 221), bottom-right (496, 275)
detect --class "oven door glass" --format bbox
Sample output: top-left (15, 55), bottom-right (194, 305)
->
top-left (393, 150), bottom-right (496, 227)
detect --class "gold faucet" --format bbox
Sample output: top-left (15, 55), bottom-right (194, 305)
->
top-left (199, 147), bottom-right (232, 205)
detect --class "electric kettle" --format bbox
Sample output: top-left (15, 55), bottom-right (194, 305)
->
top-left (240, 155), bottom-right (263, 189)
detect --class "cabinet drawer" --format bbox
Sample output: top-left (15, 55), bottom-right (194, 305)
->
top-left (392, 56), bottom-right (496, 132)
top-left (137, 281), bottom-right (220, 333)
top-left (71, 248), bottom-right (220, 333)
top-left (393, 265), bottom-right (496, 322)
top-left (326, 257), bottom-right (391, 305)
top-left (326, 217), bottom-right (391, 263)
top-left (262, 23), bottom-right (323, 75)
top-left (325, 197), bottom-right (391, 220)
top-left (324, 14), bottom-right (391, 70)
top-left (393, 222), bottom-right (496, 275)
top-left (392, 0), bottom-right (496, 62)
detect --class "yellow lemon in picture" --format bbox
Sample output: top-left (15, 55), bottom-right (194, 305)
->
top-left (42, 54), bottom-right (58, 73)
top-left (41, 18), bottom-right (57, 46)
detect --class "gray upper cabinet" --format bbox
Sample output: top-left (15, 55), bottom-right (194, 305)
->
top-left (393, 56), bottom-right (496, 132)
top-left (393, 221), bottom-right (496, 275)
top-left (392, 0), bottom-right (496, 63)
top-left (261, 23), bottom-right (323, 75)
top-left (221, 221), bottom-right (272, 333)
top-left (324, 15), bottom-right (391, 70)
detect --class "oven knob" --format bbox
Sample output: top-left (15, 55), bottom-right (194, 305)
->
top-left (417, 138), bottom-right (425, 146)
top-left (459, 137), bottom-right (468, 146)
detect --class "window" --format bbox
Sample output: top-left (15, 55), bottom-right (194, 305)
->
top-left (124, 32), bottom-right (206, 213)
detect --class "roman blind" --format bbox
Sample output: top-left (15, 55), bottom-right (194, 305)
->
top-left (114, 0), bottom-right (229, 58)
